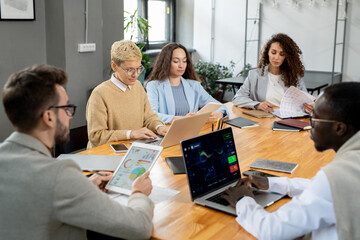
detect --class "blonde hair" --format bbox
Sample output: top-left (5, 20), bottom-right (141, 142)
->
top-left (111, 40), bottom-right (142, 65)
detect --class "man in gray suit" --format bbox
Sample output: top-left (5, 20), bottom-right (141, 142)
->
top-left (0, 64), bottom-right (154, 239)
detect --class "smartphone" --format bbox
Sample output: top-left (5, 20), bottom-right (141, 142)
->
top-left (242, 169), bottom-right (277, 177)
top-left (110, 143), bottom-right (128, 153)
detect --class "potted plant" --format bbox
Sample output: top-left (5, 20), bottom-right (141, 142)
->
top-left (238, 63), bottom-right (252, 77)
top-left (124, 9), bottom-right (152, 84)
top-left (110, 9), bottom-right (151, 84)
top-left (194, 61), bottom-right (235, 100)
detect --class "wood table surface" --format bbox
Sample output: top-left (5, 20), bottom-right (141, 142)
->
top-left (79, 102), bottom-right (335, 239)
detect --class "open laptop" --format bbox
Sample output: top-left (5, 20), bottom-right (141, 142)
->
top-left (57, 154), bottom-right (123, 171)
top-left (135, 112), bottom-right (211, 148)
top-left (180, 127), bottom-right (285, 216)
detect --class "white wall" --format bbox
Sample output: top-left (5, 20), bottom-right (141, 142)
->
top-left (193, 0), bottom-right (213, 61)
top-left (191, 0), bottom-right (360, 81)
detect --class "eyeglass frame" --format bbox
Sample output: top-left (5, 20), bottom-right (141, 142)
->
top-left (48, 104), bottom-right (77, 117)
top-left (118, 64), bottom-right (144, 76)
top-left (309, 111), bottom-right (341, 128)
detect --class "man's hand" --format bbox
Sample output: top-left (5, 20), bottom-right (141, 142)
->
top-left (131, 171), bottom-right (153, 196)
top-left (255, 101), bottom-right (274, 113)
top-left (221, 185), bottom-right (255, 207)
top-left (89, 171), bottom-right (113, 192)
top-left (130, 127), bottom-right (157, 139)
top-left (236, 175), bottom-right (269, 190)
top-left (156, 126), bottom-right (168, 136)
top-left (208, 112), bottom-right (224, 123)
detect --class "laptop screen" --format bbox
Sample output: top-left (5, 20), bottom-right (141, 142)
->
top-left (181, 127), bottom-right (241, 200)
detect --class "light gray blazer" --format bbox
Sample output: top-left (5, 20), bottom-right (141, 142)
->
top-left (232, 67), bottom-right (307, 109)
top-left (0, 132), bottom-right (154, 240)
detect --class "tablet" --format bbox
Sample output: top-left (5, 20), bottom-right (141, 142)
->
top-left (197, 102), bottom-right (223, 114)
top-left (105, 142), bottom-right (163, 195)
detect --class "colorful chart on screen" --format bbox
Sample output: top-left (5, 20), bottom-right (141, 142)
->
top-left (129, 167), bottom-right (146, 180)
top-left (106, 143), bottom-right (163, 195)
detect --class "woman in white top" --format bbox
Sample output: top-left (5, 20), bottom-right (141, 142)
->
top-left (232, 33), bottom-right (313, 113)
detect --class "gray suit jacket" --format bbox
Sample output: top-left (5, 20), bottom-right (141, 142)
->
top-left (0, 132), bottom-right (154, 240)
top-left (232, 67), bottom-right (307, 109)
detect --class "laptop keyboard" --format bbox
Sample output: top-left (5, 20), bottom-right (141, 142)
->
top-left (148, 137), bottom-right (163, 145)
top-left (135, 137), bottom-right (163, 145)
top-left (206, 187), bottom-right (259, 206)
top-left (206, 191), bottom-right (230, 206)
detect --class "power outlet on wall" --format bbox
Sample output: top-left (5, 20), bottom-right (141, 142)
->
top-left (78, 43), bottom-right (96, 53)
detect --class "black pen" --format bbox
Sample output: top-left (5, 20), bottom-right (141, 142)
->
top-left (89, 170), bottom-right (106, 176)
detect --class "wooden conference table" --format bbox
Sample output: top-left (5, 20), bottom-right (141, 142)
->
top-left (80, 102), bottom-right (335, 239)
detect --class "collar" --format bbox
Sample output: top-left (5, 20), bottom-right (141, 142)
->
top-left (111, 74), bottom-right (131, 92)
top-left (5, 131), bottom-right (53, 158)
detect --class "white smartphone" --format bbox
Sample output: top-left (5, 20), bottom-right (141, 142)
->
top-left (110, 143), bottom-right (128, 153)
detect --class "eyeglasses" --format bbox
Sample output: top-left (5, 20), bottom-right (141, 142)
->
top-left (309, 111), bottom-right (339, 128)
top-left (119, 65), bottom-right (144, 76)
top-left (48, 104), bottom-right (77, 117)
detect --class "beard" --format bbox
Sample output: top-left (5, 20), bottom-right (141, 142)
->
top-left (54, 117), bottom-right (70, 145)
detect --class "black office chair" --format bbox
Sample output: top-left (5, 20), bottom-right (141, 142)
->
top-left (53, 125), bottom-right (88, 157)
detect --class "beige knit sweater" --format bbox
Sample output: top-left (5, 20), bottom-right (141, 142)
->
top-left (86, 80), bottom-right (163, 148)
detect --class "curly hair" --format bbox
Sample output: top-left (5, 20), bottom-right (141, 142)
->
top-left (147, 42), bottom-right (200, 82)
top-left (258, 33), bottom-right (305, 87)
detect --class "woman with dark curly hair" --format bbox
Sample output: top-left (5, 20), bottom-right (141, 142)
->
top-left (146, 42), bottom-right (228, 124)
top-left (232, 33), bottom-right (312, 113)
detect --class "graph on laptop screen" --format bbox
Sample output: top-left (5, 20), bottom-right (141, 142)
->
top-left (182, 128), bottom-right (241, 199)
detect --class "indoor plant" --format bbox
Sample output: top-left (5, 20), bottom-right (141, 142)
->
top-left (124, 9), bottom-right (152, 83)
top-left (110, 9), bottom-right (151, 84)
top-left (194, 61), bottom-right (235, 100)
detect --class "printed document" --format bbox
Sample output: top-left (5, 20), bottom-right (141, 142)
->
top-left (272, 86), bottom-right (316, 118)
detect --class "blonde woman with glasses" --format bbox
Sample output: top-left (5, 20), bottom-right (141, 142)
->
top-left (86, 40), bottom-right (168, 148)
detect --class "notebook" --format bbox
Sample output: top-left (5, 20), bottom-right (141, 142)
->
top-left (272, 121), bottom-right (301, 132)
top-left (165, 156), bottom-right (186, 174)
top-left (224, 117), bottom-right (258, 129)
top-left (180, 127), bottom-right (285, 215)
top-left (250, 158), bottom-right (298, 174)
top-left (277, 119), bottom-right (311, 130)
top-left (243, 110), bottom-right (274, 118)
top-left (134, 112), bottom-right (211, 148)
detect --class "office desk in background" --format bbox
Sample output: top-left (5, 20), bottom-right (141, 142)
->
top-left (215, 71), bottom-right (336, 102)
top-left (79, 102), bottom-right (335, 239)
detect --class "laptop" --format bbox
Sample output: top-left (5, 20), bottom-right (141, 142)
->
top-left (180, 127), bottom-right (285, 215)
top-left (135, 112), bottom-right (211, 148)
top-left (57, 154), bottom-right (123, 171)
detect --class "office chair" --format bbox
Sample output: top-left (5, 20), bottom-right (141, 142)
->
top-left (53, 125), bottom-right (88, 157)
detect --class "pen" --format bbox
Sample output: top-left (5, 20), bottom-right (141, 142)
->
top-left (89, 170), bottom-right (106, 176)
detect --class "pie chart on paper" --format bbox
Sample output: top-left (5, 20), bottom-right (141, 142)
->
top-left (129, 167), bottom-right (146, 180)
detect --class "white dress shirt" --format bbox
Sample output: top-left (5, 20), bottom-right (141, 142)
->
top-left (236, 170), bottom-right (337, 240)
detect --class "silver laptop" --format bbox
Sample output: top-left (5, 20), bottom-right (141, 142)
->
top-left (135, 112), bottom-right (211, 148)
top-left (180, 127), bottom-right (285, 215)
top-left (57, 154), bottom-right (123, 171)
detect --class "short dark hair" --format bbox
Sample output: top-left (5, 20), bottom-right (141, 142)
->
top-left (2, 64), bottom-right (68, 132)
top-left (323, 82), bottom-right (360, 131)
